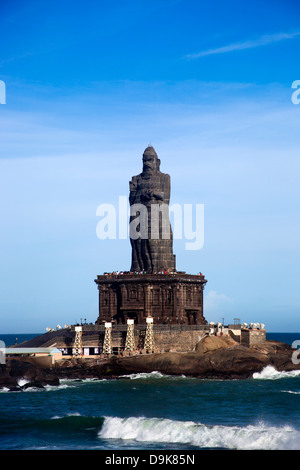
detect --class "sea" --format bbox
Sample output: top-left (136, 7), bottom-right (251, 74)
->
top-left (1, 332), bottom-right (300, 452)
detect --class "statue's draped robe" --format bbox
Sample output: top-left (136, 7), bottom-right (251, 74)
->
top-left (129, 170), bottom-right (176, 273)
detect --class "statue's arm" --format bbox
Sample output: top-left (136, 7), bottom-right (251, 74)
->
top-left (129, 177), bottom-right (138, 205)
top-left (140, 188), bottom-right (164, 202)
top-left (142, 174), bottom-right (171, 203)
top-left (151, 191), bottom-right (164, 201)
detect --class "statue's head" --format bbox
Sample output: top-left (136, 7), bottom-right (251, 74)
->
top-left (142, 146), bottom-right (160, 172)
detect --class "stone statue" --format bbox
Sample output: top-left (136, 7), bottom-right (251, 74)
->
top-left (129, 146), bottom-right (176, 273)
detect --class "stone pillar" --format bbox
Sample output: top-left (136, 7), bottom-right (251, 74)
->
top-left (177, 283), bottom-right (185, 323)
top-left (144, 284), bottom-right (152, 317)
top-left (172, 284), bottom-right (177, 321)
top-left (108, 285), bottom-right (116, 319)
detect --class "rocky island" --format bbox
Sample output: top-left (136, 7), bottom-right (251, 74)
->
top-left (1, 335), bottom-right (299, 391)
top-left (2, 147), bottom-right (298, 391)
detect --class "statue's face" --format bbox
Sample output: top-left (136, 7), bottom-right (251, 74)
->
top-left (143, 154), bottom-right (157, 172)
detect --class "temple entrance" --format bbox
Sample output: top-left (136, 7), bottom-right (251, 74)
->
top-left (121, 310), bottom-right (144, 324)
top-left (186, 310), bottom-right (199, 325)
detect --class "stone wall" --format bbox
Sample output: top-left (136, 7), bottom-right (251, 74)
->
top-left (62, 324), bottom-right (209, 354)
top-left (241, 329), bottom-right (266, 347)
top-left (108, 325), bottom-right (208, 353)
top-left (150, 329), bottom-right (207, 352)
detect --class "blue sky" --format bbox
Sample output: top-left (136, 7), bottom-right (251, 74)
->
top-left (0, 0), bottom-right (299, 333)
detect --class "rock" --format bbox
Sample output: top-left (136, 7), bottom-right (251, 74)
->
top-left (93, 339), bottom-right (298, 380)
top-left (41, 375), bottom-right (60, 386)
top-left (0, 375), bottom-right (18, 388)
top-left (195, 335), bottom-right (237, 354)
top-left (8, 360), bottom-right (38, 380)
top-left (0, 359), bottom-right (61, 390)
top-left (21, 381), bottom-right (44, 390)
top-left (200, 345), bottom-right (269, 378)
top-left (1, 339), bottom-right (299, 384)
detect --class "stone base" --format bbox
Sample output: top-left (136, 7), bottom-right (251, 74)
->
top-left (94, 271), bottom-right (207, 326)
top-left (62, 324), bottom-right (210, 354)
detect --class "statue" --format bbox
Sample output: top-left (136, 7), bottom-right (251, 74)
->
top-left (129, 146), bottom-right (176, 273)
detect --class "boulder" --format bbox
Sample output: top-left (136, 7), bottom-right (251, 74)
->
top-left (0, 359), bottom-right (60, 390)
top-left (195, 335), bottom-right (237, 354)
top-left (8, 359), bottom-right (38, 380)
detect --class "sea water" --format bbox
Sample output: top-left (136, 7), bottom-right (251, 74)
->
top-left (1, 333), bottom-right (300, 450)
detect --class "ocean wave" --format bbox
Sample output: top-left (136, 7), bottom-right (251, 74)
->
top-left (0, 383), bottom-right (76, 393)
top-left (23, 382), bottom-right (74, 392)
top-left (59, 378), bottom-right (108, 386)
top-left (17, 378), bottom-right (30, 387)
top-left (51, 412), bottom-right (82, 420)
top-left (120, 371), bottom-right (166, 380)
top-left (0, 378), bottom-right (109, 393)
top-left (253, 366), bottom-right (300, 380)
top-left (119, 371), bottom-right (189, 380)
top-left (98, 416), bottom-right (300, 450)
top-left (42, 414), bottom-right (105, 433)
top-left (0, 413), bottom-right (105, 437)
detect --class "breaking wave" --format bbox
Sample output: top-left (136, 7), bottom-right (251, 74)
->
top-left (120, 371), bottom-right (166, 380)
top-left (120, 371), bottom-right (189, 380)
top-left (253, 366), bottom-right (300, 380)
top-left (98, 416), bottom-right (300, 450)
top-left (17, 378), bottom-right (30, 387)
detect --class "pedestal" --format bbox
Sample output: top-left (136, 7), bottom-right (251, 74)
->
top-left (95, 272), bottom-right (207, 325)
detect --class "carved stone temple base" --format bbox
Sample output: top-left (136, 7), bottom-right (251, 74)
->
top-left (94, 272), bottom-right (207, 326)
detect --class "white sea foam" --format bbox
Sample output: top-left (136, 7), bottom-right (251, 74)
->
top-left (98, 416), bottom-right (300, 450)
top-left (119, 371), bottom-right (189, 380)
top-left (120, 371), bottom-right (165, 380)
top-left (253, 366), bottom-right (300, 380)
top-left (51, 412), bottom-right (81, 420)
top-left (17, 378), bottom-right (30, 387)
top-left (82, 378), bottom-right (108, 382)
top-left (23, 386), bottom-right (45, 392)
top-left (44, 384), bottom-right (70, 391)
top-left (20, 383), bottom-right (75, 393)
top-left (58, 378), bottom-right (107, 386)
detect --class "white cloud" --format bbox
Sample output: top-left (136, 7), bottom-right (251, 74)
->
top-left (204, 290), bottom-right (232, 317)
top-left (185, 31), bottom-right (300, 59)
